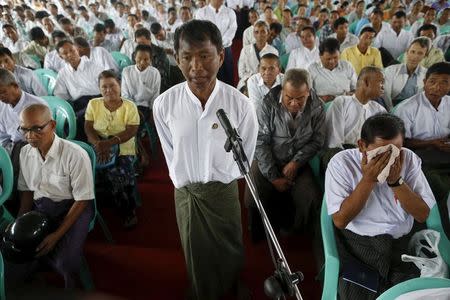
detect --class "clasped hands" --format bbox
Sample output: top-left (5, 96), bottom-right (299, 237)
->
top-left (271, 161), bottom-right (300, 192)
top-left (361, 149), bottom-right (404, 185)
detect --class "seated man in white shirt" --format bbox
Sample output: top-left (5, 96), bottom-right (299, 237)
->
top-left (286, 26), bottom-right (320, 70)
top-left (237, 20), bottom-right (278, 91)
top-left (308, 37), bottom-right (357, 103)
top-left (58, 17), bottom-right (88, 40)
top-left (53, 40), bottom-right (104, 140)
top-left (12, 103), bottom-right (94, 289)
top-left (149, 22), bottom-right (177, 66)
top-left (242, 8), bottom-right (259, 47)
top-left (2, 24), bottom-right (28, 54)
top-left (44, 31), bottom-right (67, 72)
top-left (325, 113), bottom-right (435, 300)
top-left (323, 66), bottom-right (386, 166)
top-left (373, 11), bottom-right (413, 63)
top-left (73, 37), bottom-right (119, 74)
top-left (91, 23), bottom-right (118, 52)
top-left (394, 62), bottom-right (450, 203)
top-left (383, 37), bottom-right (429, 109)
top-left (247, 53), bottom-right (284, 107)
top-left (0, 47), bottom-right (47, 96)
top-left (104, 19), bottom-right (125, 51)
top-left (329, 17), bottom-right (359, 52)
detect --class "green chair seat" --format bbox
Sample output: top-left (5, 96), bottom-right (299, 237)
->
top-left (111, 51), bottom-right (132, 73)
top-left (377, 277), bottom-right (450, 300)
top-left (42, 96), bottom-right (77, 140)
top-left (34, 68), bottom-right (58, 95)
top-left (0, 147), bottom-right (14, 233)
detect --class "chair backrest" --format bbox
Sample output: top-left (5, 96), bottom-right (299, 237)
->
top-left (320, 195), bottom-right (340, 300)
top-left (280, 53), bottom-right (289, 71)
top-left (426, 203), bottom-right (450, 267)
top-left (28, 54), bottom-right (42, 69)
top-left (34, 68), bottom-right (58, 95)
top-left (111, 51), bottom-right (132, 73)
top-left (376, 277), bottom-right (450, 300)
top-left (69, 140), bottom-right (98, 232)
top-left (41, 96), bottom-right (77, 140)
top-left (0, 146), bottom-right (13, 207)
top-left (0, 252), bottom-right (5, 300)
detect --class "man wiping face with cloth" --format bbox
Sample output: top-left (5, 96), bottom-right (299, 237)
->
top-left (325, 113), bottom-right (436, 300)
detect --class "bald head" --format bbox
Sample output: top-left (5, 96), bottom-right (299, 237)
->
top-left (356, 66), bottom-right (385, 99)
top-left (357, 66), bottom-right (383, 87)
top-left (0, 68), bottom-right (18, 87)
top-left (20, 103), bottom-right (55, 149)
top-left (21, 103), bottom-right (53, 123)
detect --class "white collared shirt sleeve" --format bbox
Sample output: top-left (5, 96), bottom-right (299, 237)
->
top-left (53, 73), bottom-right (71, 101)
top-left (325, 152), bottom-right (354, 215)
top-left (325, 98), bottom-right (346, 149)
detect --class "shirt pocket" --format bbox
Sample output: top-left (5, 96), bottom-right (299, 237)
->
top-left (47, 173), bottom-right (71, 198)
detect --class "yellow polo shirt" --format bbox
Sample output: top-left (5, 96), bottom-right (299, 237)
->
top-left (85, 98), bottom-right (140, 156)
top-left (341, 45), bottom-right (383, 75)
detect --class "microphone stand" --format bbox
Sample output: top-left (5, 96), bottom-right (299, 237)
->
top-left (223, 130), bottom-right (304, 300)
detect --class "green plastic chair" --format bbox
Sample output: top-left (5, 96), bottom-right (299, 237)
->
top-left (42, 96), bottom-right (77, 140)
top-left (111, 51), bottom-right (132, 73)
top-left (0, 252), bottom-right (5, 300)
top-left (280, 53), bottom-right (290, 71)
top-left (320, 195), bottom-right (340, 300)
top-left (320, 198), bottom-right (450, 300)
top-left (28, 54), bottom-right (42, 69)
top-left (377, 277), bottom-right (450, 300)
top-left (34, 68), bottom-right (58, 95)
top-left (0, 147), bottom-right (14, 232)
top-left (69, 140), bottom-right (114, 243)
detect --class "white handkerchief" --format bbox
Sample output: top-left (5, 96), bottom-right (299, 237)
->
top-left (366, 144), bottom-right (400, 183)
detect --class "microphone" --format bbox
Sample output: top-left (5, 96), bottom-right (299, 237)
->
top-left (216, 109), bottom-right (237, 142)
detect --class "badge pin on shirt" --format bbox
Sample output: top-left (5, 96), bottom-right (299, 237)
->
top-left (212, 123), bottom-right (218, 129)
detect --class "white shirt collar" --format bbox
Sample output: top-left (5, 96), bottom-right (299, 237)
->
top-left (31, 133), bottom-right (60, 160)
top-left (184, 79), bottom-right (221, 110)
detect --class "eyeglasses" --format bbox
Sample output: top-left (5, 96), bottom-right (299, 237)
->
top-left (17, 120), bottom-right (52, 135)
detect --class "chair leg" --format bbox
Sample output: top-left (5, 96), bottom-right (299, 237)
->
top-left (96, 213), bottom-right (114, 244)
top-left (0, 206), bottom-right (15, 232)
top-left (79, 256), bottom-right (95, 291)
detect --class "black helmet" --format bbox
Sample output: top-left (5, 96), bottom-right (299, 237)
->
top-left (1, 211), bottom-right (53, 264)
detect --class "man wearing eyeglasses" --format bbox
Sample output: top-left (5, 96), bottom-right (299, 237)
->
top-left (245, 68), bottom-right (325, 244)
top-left (12, 103), bottom-right (94, 289)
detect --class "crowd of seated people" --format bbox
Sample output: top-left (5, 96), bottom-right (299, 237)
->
top-left (0, 0), bottom-right (448, 299)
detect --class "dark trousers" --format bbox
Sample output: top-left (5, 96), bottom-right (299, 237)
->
top-left (245, 161), bottom-right (322, 243)
top-left (217, 47), bottom-right (234, 86)
top-left (72, 95), bottom-right (101, 141)
top-left (336, 223), bottom-right (425, 300)
top-left (5, 198), bottom-right (94, 289)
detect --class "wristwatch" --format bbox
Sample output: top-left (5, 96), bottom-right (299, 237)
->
top-left (387, 177), bottom-right (404, 187)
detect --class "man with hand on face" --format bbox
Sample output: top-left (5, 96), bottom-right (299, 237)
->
top-left (325, 114), bottom-right (435, 300)
top-left (153, 20), bottom-right (258, 300)
top-left (11, 104), bottom-right (94, 289)
top-left (246, 68), bottom-right (324, 243)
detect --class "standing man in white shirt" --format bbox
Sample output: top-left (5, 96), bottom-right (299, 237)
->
top-left (14, 104), bottom-right (94, 289)
top-left (195, 0), bottom-right (238, 85)
top-left (286, 26), bottom-right (320, 70)
top-left (325, 113), bottom-right (435, 299)
top-left (308, 38), bottom-right (357, 103)
top-left (373, 11), bottom-right (414, 61)
top-left (242, 8), bottom-right (259, 47)
top-left (153, 20), bottom-right (258, 300)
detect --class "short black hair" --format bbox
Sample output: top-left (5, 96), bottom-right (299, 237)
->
top-left (0, 47), bottom-right (13, 58)
top-left (361, 113), bottom-right (405, 145)
top-left (260, 53), bottom-right (280, 66)
top-left (359, 26), bottom-right (376, 36)
top-left (425, 62), bottom-right (450, 79)
top-left (135, 28), bottom-right (151, 40)
top-left (104, 19), bottom-right (116, 29)
top-left (393, 10), bottom-right (407, 19)
top-left (132, 44), bottom-right (153, 62)
top-left (98, 69), bottom-right (118, 83)
top-left (56, 39), bottom-right (73, 53)
top-left (301, 25), bottom-right (315, 36)
top-left (333, 17), bottom-right (348, 30)
top-left (319, 38), bottom-right (340, 55)
top-left (35, 10), bottom-right (49, 19)
top-left (59, 17), bottom-right (72, 25)
top-left (29, 27), bottom-right (46, 41)
top-left (269, 22), bottom-right (283, 34)
top-left (73, 37), bottom-right (90, 48)
top-left (168, 7), bottom-right (176, 13)
top-left (78, 5), bottom-right (87, 11)
top-left (417, 23), bottom-right (437, 37)
top-left (150, 22), bottom-right (163, 35)
top-left (174, 20), bottom-right (223, 54)
top-left (51, 30), bottom-right (66, 40)
top-left (371, 8), bottom-right (384, 16)
top-left (94, 23), bottom-right (106, 33)
top-left (2, 24), bottom-right (15, 31)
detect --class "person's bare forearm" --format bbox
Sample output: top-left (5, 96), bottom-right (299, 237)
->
top-left (332, 177), bottom-right (376, 229)
top-left (18, 191), bottom-right (34, 217)
top-left (53, 201), bottom-right (89, 240)
top-left (392, 184), bottom-right (430, 222)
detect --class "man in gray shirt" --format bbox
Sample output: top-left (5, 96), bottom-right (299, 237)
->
top-left (246, 68), bottom-right (325, 242)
